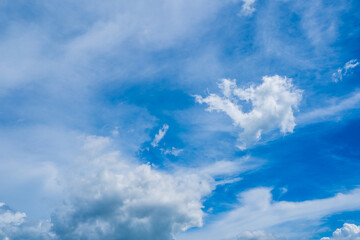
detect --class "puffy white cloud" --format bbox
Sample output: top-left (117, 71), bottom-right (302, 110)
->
top-left (195, 75), bottom-right (302, 149)
top-left (321, 223), bottom-right (360, 240)
top-left (332, 59), bottom-right (359, 82)
top-left (179, 187), bottom-right (360, 240)
top-left (50, 135), bottom-right (218, 240)
top-left (239, 0), bottom-right (256, 16)
top-left (0, 205), bottom-right (26, 227)
top-left (0, 203), bottom-right (52, 240)
top-left (151, 124), bottom-right (169, 147)
top-left (0, 133), bottom-right (253, 240)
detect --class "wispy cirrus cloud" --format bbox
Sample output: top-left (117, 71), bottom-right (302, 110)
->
top-left (161, 147), bottom-right (183, 156)
top-left (235, 230), bottom-right (275, 240)
top-left (297, 91), bottom-right (360, 124)
top-left (151, 124), bottom-right (169, 147)
top-left (180, 187), bottom-right (360, 240)
top-left (332, 59), bottom-right (359, 83)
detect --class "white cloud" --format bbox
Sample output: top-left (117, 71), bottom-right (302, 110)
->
top-left (196, 156), bottom-right (261, 178)
top-left (0, 134), bottom-right (254, 240)
top-left (236, 230), bottom-right (275, 240)
top-left (299, 0), bottom-right (339, 48)
top-left (195, 75), bottom-right (302, 149)
top-left (179, 187), bottom-right (360, 240)
top-left (0, 208), bottom-right (26, 227)
top-left (162, 147), bottom-right (184, 156)
top-left (0, 203), bottom-right (52, 240)
top-left (297, 91), bottom-right (360, 124)
top-left (332, 59), bottom-right (359, 82)
top-left (239, 0), bottom-right (256, 16)
top-left (48, 135), bottom-right (258, 240)
top-left (151, 124), bottom-right (169, 147)
top-left (0, 0), bottom-right (226, 94)
top-left (50, 135), bottom-right (216, 240)
top-left (321, 223), bottom-right (360, 240)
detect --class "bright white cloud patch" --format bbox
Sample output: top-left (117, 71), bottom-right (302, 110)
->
top-left (50, 135), bottom-right (217, 240)
top-left (239, 0), bottom-right (256, 16)
top-left (151, 124), bottom-right (169, 147)
top-left (196, 75), bottom-right (302, 149)
top-left (0, 206), bottom-right (26, 227)
top-left (332, 59), bottom-right (359, 82)
top-left (0, 135), bottom-right (251, 240)
top-left (321, 223), bottom-right (360, 240)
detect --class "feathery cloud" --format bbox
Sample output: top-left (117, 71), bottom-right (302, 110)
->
top-left (50, 135), bottom-right (246, 240)
top-left (297, 91), bottom-right (360, 124)
top-left (332, 59), bottom-right (359, 82)
top-left (151, 124), bottom-right (169, 147)
top-left (180, 187), bottom-right (360, 240)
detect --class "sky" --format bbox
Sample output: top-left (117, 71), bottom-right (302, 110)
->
top-left (0, 0), bottom-right (360, 239)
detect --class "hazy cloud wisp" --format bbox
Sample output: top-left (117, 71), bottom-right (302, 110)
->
top-left (332, 59), bottom-right (359, 82)
top-left (151, 124), bottom-right (169, 147)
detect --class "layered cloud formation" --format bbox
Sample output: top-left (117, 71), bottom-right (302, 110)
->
top-left (0, 135), bottom-right (251, 240)
top-left (196, 75), bottom-right (302, 149)
top-left (239, 0), bottom-right (256, 16)
top-left (0, 0), bottom-right (359, 239)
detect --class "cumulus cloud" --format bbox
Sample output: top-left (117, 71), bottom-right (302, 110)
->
top-left (0, 134), bottom-right (252, 240)
top-left (0, 203), bottom-right (52, 240)
top-left (179, 187), bottom-right (360, 240)
top-left (151, 124), bottom-right (169, 147)
top-left (195, 75), bottom-right (302, 149)
top-left (332, 59), bottom-right (359, 82)
top-left (50, 135), bottom-right (218, 240)
top-left (321, 223), bottom-right (360, 240)
top-left (239, 0), bottom-right (256, 16)
top-left (0, 204), bottom-right (26, 227)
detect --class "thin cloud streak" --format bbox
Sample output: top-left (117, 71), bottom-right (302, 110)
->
top-left (297, 91), bottom-right (360, 124)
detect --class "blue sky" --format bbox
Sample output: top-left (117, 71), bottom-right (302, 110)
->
top-left (0, 0), bottom-right (360, 239)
